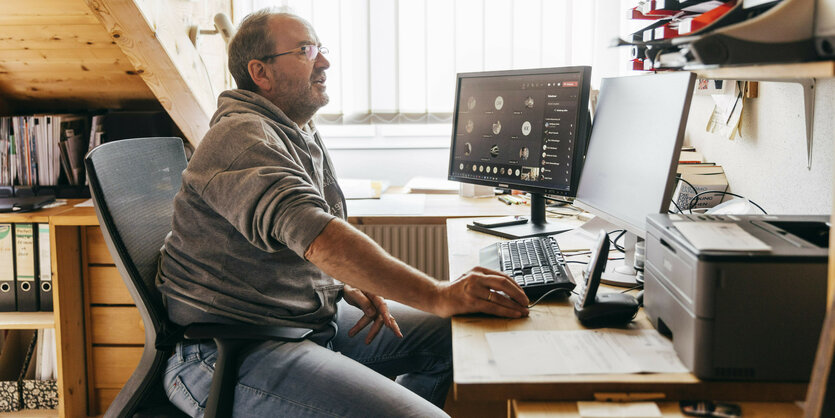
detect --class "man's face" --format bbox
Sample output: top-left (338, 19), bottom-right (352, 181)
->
top-left (262, 15), bottom-right (330, 125)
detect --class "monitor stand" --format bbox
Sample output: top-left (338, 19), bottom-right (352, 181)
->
top-left (466, 193), bottom-right (571, 239)
top-left (600, 232), bottom-right (644, 288)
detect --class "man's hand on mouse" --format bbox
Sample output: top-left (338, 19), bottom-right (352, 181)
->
top-left (433, 266), bottom-right (529, 318)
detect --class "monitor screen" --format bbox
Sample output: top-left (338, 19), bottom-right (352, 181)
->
top-left (574, 72), bottom-right (696, 239)
top-left (448, 67), bottom-right (592, 197)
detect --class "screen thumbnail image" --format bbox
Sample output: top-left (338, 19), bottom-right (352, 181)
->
top-left (455, 92), bottom-right (546, 166)
top-left (520, 166), bottom-right (541, 181)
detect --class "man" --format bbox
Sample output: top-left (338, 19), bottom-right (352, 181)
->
top-left (157, 9), bottom-right (529, 417)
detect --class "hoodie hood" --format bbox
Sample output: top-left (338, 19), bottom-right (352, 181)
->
top-left (212, 89), bottom-right (301, 130)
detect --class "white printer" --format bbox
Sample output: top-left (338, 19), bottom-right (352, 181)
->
top-left (644, 213), bottom-right (828, 381)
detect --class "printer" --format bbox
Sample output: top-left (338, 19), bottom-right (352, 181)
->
top-left (644, 213), bottom-right (828, 381)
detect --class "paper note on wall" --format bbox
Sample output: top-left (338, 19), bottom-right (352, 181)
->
top-left (706, 81), bottom-right (743, 140)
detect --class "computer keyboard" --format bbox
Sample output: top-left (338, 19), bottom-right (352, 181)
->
top-left (478, 235), bottom-right (576, 300)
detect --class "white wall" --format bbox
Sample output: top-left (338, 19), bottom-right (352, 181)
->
top-left (684, 79), bottom-right (835, 215)
top-left (326, 147), bottom-right (450, 186)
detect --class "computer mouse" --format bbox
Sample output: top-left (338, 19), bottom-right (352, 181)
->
top-left (574, 293), bottom-right (640, 327)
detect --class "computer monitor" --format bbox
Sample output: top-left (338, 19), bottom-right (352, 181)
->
top-left (448, 66), bottom-right (593, 239)
top-left (574, 72), bottom-right (696, 287)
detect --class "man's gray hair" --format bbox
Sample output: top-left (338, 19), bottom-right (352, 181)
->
top-left (228, 9), bottom-right (291, 91)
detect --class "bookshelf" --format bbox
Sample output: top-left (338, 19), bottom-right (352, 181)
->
top-left (0, 313), bottom-right (54, 330)
top-left (0, 410), bottom-right (58, 417)
top-left (692, 61), bottom-right (835, 80)
top-left (0, 0), bottom-right (228, 415)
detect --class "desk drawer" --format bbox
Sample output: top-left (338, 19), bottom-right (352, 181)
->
top-left (86, 226), bottom-right (114, 265)
top-left (89, 266), bottom-right (133, 305)
top-left (90, 306), bottom-right (145, 345)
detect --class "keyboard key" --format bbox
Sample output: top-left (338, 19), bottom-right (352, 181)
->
top-left (491, 236), bottom-right (575, 299)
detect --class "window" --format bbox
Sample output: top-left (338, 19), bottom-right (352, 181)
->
top-left (233, 0), bottom-right (629, 125)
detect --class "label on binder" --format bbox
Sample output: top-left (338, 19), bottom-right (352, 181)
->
top-left (37, 224), bottom-right (52, 311)
top-left (14, 224), bottom-right (38, 312)
top-left (0, 224), bottom-right (15, 311)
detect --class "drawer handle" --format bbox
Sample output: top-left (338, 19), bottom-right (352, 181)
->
top-left (660, 238), bottom-right (676, 254)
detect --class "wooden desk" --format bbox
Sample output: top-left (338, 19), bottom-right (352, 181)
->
top-left (447, 217), bottom-right (808, 404)
top-left (511, 400), bottom-right (803, 418)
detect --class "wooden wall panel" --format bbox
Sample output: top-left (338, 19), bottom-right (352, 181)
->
top-left (86, 226), bottom-right (114, 265)
top-left (89, 266), bottom-right (133, 305)
top-left (91, 346), bottom-right (143, 389)
top-left (90, 306), bottom-right (144, 345)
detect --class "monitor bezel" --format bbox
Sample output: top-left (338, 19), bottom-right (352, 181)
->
top-left (447, 66), bottom-right (593, 197)
top-left (572, 72), bottom-right (696, 239)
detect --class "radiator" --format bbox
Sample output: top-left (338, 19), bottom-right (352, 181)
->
top-left (356, 224), bottom-right (449, 281)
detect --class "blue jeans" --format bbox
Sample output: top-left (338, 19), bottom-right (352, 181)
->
top-left (163, 300), bottom-right (452, 417)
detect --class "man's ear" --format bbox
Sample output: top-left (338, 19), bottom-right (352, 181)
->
top-left (248, 59), bottom-right (273, 92)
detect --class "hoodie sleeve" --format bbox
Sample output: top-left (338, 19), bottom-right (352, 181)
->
top-left (185, 117), bottom-right (336, 258)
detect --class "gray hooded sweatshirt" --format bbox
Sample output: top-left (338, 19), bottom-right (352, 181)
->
top-left (157, 89), bottom-right (346, 341)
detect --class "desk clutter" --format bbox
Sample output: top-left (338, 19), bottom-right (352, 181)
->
top-left (0, 329), bottom-right (58, 412)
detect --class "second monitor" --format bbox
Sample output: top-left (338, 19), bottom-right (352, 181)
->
top-left (448, 66), bottom-right (593, 239)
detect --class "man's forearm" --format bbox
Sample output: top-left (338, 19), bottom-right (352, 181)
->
top-left (305, 218), bottom-right (443, 314)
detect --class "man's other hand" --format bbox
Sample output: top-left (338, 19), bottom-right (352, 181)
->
top-left (435, 266), bottom-right (530, 318)
top-left (343, 284), bottom-right (403, 344)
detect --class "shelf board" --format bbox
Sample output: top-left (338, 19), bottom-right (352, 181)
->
top-left (692, 61), bottom-right (835, 80)
top-left (0, 409), bottom-right (57, 417)
top-left (0, 312), bottom-right (55, 329)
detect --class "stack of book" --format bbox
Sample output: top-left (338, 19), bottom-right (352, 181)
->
top-left (671, 148), bottom-right (729, 212)
top-left (0, 114), bottom-right (89, 189)
top-left (0, 110), bottom-right (176, 195)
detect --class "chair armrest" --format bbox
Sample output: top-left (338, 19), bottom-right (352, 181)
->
top-left (183, 323), bottom-right (313, 342)
top-left (184, 323), bottom-right (313, 418)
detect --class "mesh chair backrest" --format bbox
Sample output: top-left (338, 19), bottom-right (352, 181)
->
top-left (85, 137), bottom-right (187, 337)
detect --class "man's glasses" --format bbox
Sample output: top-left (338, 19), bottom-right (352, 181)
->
top-left (259, 45), bottom-right (328, 62)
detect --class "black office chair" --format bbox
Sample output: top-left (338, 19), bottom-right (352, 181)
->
top-left (85, 137), bottom-right (312, 418)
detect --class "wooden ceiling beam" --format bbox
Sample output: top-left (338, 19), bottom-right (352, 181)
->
top-left (84, 0), bottom-right (216, 147)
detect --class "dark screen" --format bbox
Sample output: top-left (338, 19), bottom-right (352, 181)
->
top-left (448, 68), bottom-right (589, 195)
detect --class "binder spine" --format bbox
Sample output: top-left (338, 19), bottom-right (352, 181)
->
top-left (37, 224), bottom-right (52, 312)
top-left (0, 224), bottom-right (15, 311)
top-left (14, 224), bottom-right (38, 312)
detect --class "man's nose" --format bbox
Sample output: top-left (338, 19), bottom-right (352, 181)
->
top-left (315, 52), bottom-right (330, 69)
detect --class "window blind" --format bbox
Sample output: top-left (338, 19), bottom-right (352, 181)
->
top-left (233, 0), bottom-right (628, 124)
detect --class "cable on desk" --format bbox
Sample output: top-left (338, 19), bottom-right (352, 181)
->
top-left (669, 199), bottom-right (684, 214)
top-left (527, 288), bottom-right (578, 308)
top-left (608, 230), bottom-right (626, 252)
top-left (620, 284), bottom-right (644, 294)
top-left (565, 260), bottom-right (588, 265)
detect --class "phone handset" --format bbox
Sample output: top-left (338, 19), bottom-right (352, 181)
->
top-left (574, 230), bottom-right (640, 327)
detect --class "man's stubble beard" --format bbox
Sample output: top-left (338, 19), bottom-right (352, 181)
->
top-left (275, 73), bottom-right (329, 125)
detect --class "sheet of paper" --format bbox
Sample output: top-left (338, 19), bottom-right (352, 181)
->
top-left (346, 194), bottom-right (426, 216)
top-left (74, 199), bottom-right (94, 207)
top-left (486, 329), bottom-right (687, 376)
top-left (577, 402), bottom-right (662, 418)
top-left (338, 178), bottom-right (389, 199)
top-left (404, 176), bottom-right (459, 194)
top-left (42, 199), bottom-right (67, 209)
top-left (673, 221), bottom-right (771, 252)
top-left (706, 82), bottom-right (744, 140)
